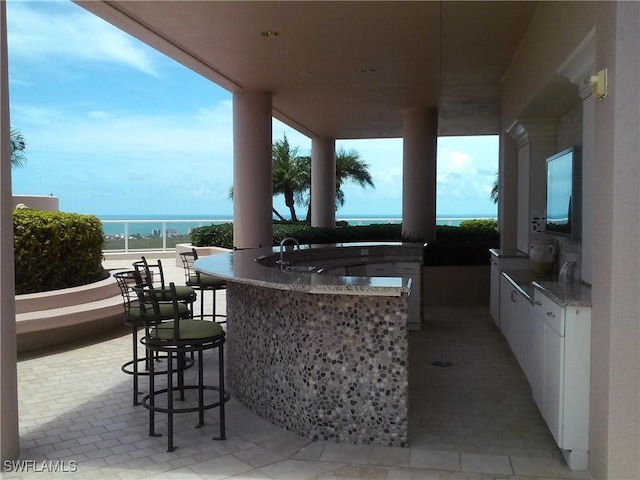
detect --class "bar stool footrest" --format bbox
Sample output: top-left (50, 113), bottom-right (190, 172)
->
top-left (141, 386), bottom-right (230, 415)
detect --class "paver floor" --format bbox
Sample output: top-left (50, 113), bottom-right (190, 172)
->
top-left (3, 259), bottom-right (589, 479)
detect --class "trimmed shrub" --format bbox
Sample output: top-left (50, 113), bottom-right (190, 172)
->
top-left (14, 210), bottom-right (105, 294)
top-left (190, 221), bottom-right (499, 266)
top-left (423, 225), bottom-right (499, 266)
top-left (458, 218), bottom-right (498, 231)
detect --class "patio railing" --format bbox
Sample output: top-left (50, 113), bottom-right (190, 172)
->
top-left (101, 217), bottom-right (495, 253)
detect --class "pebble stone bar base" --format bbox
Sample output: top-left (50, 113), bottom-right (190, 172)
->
top-left (226, 281), bottom-right (409, 447)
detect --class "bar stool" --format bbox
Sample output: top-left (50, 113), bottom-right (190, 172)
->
top-left (134, 257), bottom-right (198, 314)
top-left (135, 282), bottom-right (228, 452)
top-left (179, 248), bottom-right (226, 322)
top-left (113, 270), bottom-right (192, 406)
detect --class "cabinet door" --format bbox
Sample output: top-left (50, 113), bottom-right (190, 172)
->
top-left (543, 323), bottom-right (564, 445)
top-left (499, 276), bottom-right (516, 344)
top-left (530, 310), bottom-right (546, 410)
top-left (395, 262), bottom-right (420, 275)
top-left (516, 295), bottom-right (533, 383)
top-left (367, 263), bottom-right (394, 276)
top-left (347, 264), bottom-right (367, 276)
top-left (490, 260), bottom-right (500, 325)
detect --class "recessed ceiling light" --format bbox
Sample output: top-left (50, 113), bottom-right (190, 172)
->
top-left (261, 30), bottom-right (279, 37)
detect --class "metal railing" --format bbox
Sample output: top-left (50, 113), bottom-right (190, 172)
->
top-left (101, 217), bottom-right (495, 253)
top-left (101, 219), bottom-right (232, 253)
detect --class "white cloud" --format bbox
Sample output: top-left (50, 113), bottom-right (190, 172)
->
top-left (7, 1), bottom-right (159, 76)
top-left (436, 141), bottom-right (498, 214)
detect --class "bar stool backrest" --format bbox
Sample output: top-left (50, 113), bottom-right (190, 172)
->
top-left (179, 248), bottom-right (201, 285)
top-left (113, 270), bottom-right (142, 321)
top-left (133, 283), bottom-right (182, 340)
top-left (133, 256), bottom-right (166, 290)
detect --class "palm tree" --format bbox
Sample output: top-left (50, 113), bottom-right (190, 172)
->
top-left (10, 128), bottom-right (27, 168)
top-left (272, 134), bottom-right (309, 221)
top-left (490, 172), bottom-right (498, 204)
top-left (302, 147), bottom-right (375, 221)
top-left (334, 147), bottom-right (374, 209)
top-left (230, 137), bottom-right (374, 223)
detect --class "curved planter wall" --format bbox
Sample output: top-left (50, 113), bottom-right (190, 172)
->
top-left (16, 273), bottom-right (123, 354)
top-left (12, 194), bottom-right (59, 211)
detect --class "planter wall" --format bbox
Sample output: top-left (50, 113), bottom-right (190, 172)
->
top-left (422, 265), bottom-right (490, 306)
top-left (13, 195), bottom-right (59, 211)
top-left (16, 273), bottom-right (123, 354)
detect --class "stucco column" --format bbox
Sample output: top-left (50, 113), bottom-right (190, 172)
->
top-left (498, 134), bottom-right (518, 250)
top-left (507, 120), bottom-right (556, 253)
top-left (589, 3), bottom-right (640, 478)
top-left (311, 137), bottom-right (335, 228)
top-left (232, 91), bottom-right (273, 249)
top-left (0, 1), bottom-right (19, 463)
top-left (402, 107), bottom-right (437, 242)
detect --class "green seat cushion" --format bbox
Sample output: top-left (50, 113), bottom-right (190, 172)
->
top-left (156, 285), bottom-right (196, 302)
top-left (187, 274), bottom-right (226, 289)
top-left (128, 302), bottom-right (190, 322)
top-left (151, 319), bottom-right (224, 341)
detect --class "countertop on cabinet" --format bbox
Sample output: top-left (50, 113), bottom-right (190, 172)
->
top-left (194, 242), bottom-right (425, 297)
top-left (490, 248), bottom-right (529, 259)
top-left (502, 269), bottom-right (591, 307)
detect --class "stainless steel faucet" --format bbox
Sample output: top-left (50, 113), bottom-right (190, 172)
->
top-left (278, 237), bottom-right (300, 266)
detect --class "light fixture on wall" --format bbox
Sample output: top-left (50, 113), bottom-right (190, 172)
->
top-left (590, 68), bottom-right (607, 99)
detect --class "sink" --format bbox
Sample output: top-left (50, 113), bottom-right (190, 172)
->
top-left (282, 265), bottom-right (316, 273)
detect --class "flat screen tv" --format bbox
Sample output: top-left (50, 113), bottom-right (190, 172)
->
top-left (544, 146), bottom-right (581, 239)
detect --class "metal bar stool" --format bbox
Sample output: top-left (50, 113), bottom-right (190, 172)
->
top-left (113, 270), bottom-right (192, 406)
top-left (135, 282), bottom-right (228, 452)
top-left (179, 248), bottom-right (226, 322)
top-left (134, 256), bottom-right (198, 315)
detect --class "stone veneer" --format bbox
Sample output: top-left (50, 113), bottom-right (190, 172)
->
top-left (226, 282), bottom-right (409, 447)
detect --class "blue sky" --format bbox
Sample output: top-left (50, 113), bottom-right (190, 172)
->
top-left (7, 0), bottom-right (498, 219)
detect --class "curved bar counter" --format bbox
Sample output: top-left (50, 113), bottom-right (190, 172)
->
top-left (195, 242), bottom-right (424, 447)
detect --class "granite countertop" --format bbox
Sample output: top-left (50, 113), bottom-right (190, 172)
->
top-left (502, 269), bottom-right (592, 307)
top-left (194, 242), bottom-right (425, 297)
top-left (490, 248), bottom-right (529, 259)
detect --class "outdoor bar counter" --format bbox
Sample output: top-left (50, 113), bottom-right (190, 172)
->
top-left (194, 242), bottom-right (424, 447)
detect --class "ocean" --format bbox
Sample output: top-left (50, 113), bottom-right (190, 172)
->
top-left (98, 214), bottom-right (496, 236)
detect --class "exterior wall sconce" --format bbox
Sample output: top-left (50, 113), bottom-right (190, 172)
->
top-left (590, 68), bottom-right (608, 99)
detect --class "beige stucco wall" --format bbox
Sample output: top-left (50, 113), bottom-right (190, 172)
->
top-left (12, 195), bottom-right (59, 211)
top-left (502, 2), bottom-right (594, 129)
top-left (501, 2), bottom-right (640, 479)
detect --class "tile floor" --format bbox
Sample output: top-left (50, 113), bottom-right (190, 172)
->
top-left (3, 258), bottom-right (591, 479)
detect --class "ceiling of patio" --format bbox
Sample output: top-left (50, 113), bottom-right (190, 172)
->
top-left (76, 1), bottom-right (539, 139)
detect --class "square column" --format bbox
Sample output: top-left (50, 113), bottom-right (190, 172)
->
top-left (0, 0), bottom-right (19, 462)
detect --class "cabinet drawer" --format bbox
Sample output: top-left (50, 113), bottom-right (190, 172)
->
top-left (367, 263), bottom-right (394, 276)
top-left (533, 292), bottom-right (564, 336)
top-left (395, 262), bottom-right (420, 275)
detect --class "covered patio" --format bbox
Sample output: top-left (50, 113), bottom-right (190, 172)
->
top-left (2, 3), bottom-right (640, 479)
top-left (5, 259), bottom-right (583, 479)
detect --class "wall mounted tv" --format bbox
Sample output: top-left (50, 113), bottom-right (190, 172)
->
top-left (544, 146), bottom-right (582, 239)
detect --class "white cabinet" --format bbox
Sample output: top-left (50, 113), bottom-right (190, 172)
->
top-left (499, 275), bottom-right (534, 384)
top-left (499, 275), bottom-right (517, 347)
top-left (367, 263), bottom-right (394, 276)
top-left (501, 271), bottom-right (591, 472)
top-left (490, 256), bottom-right (500, 324)
top-left (366, 262), bottom-right (421, 330)
top-left (490, 250), bottom-right (530, 326)
top-left (531, 292), bottom-right (591, 471)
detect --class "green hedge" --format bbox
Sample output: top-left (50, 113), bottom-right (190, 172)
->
top-left (190, 221), bottom-right (499, 266)
top-left (14, 210), bottom-right (105, 294)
